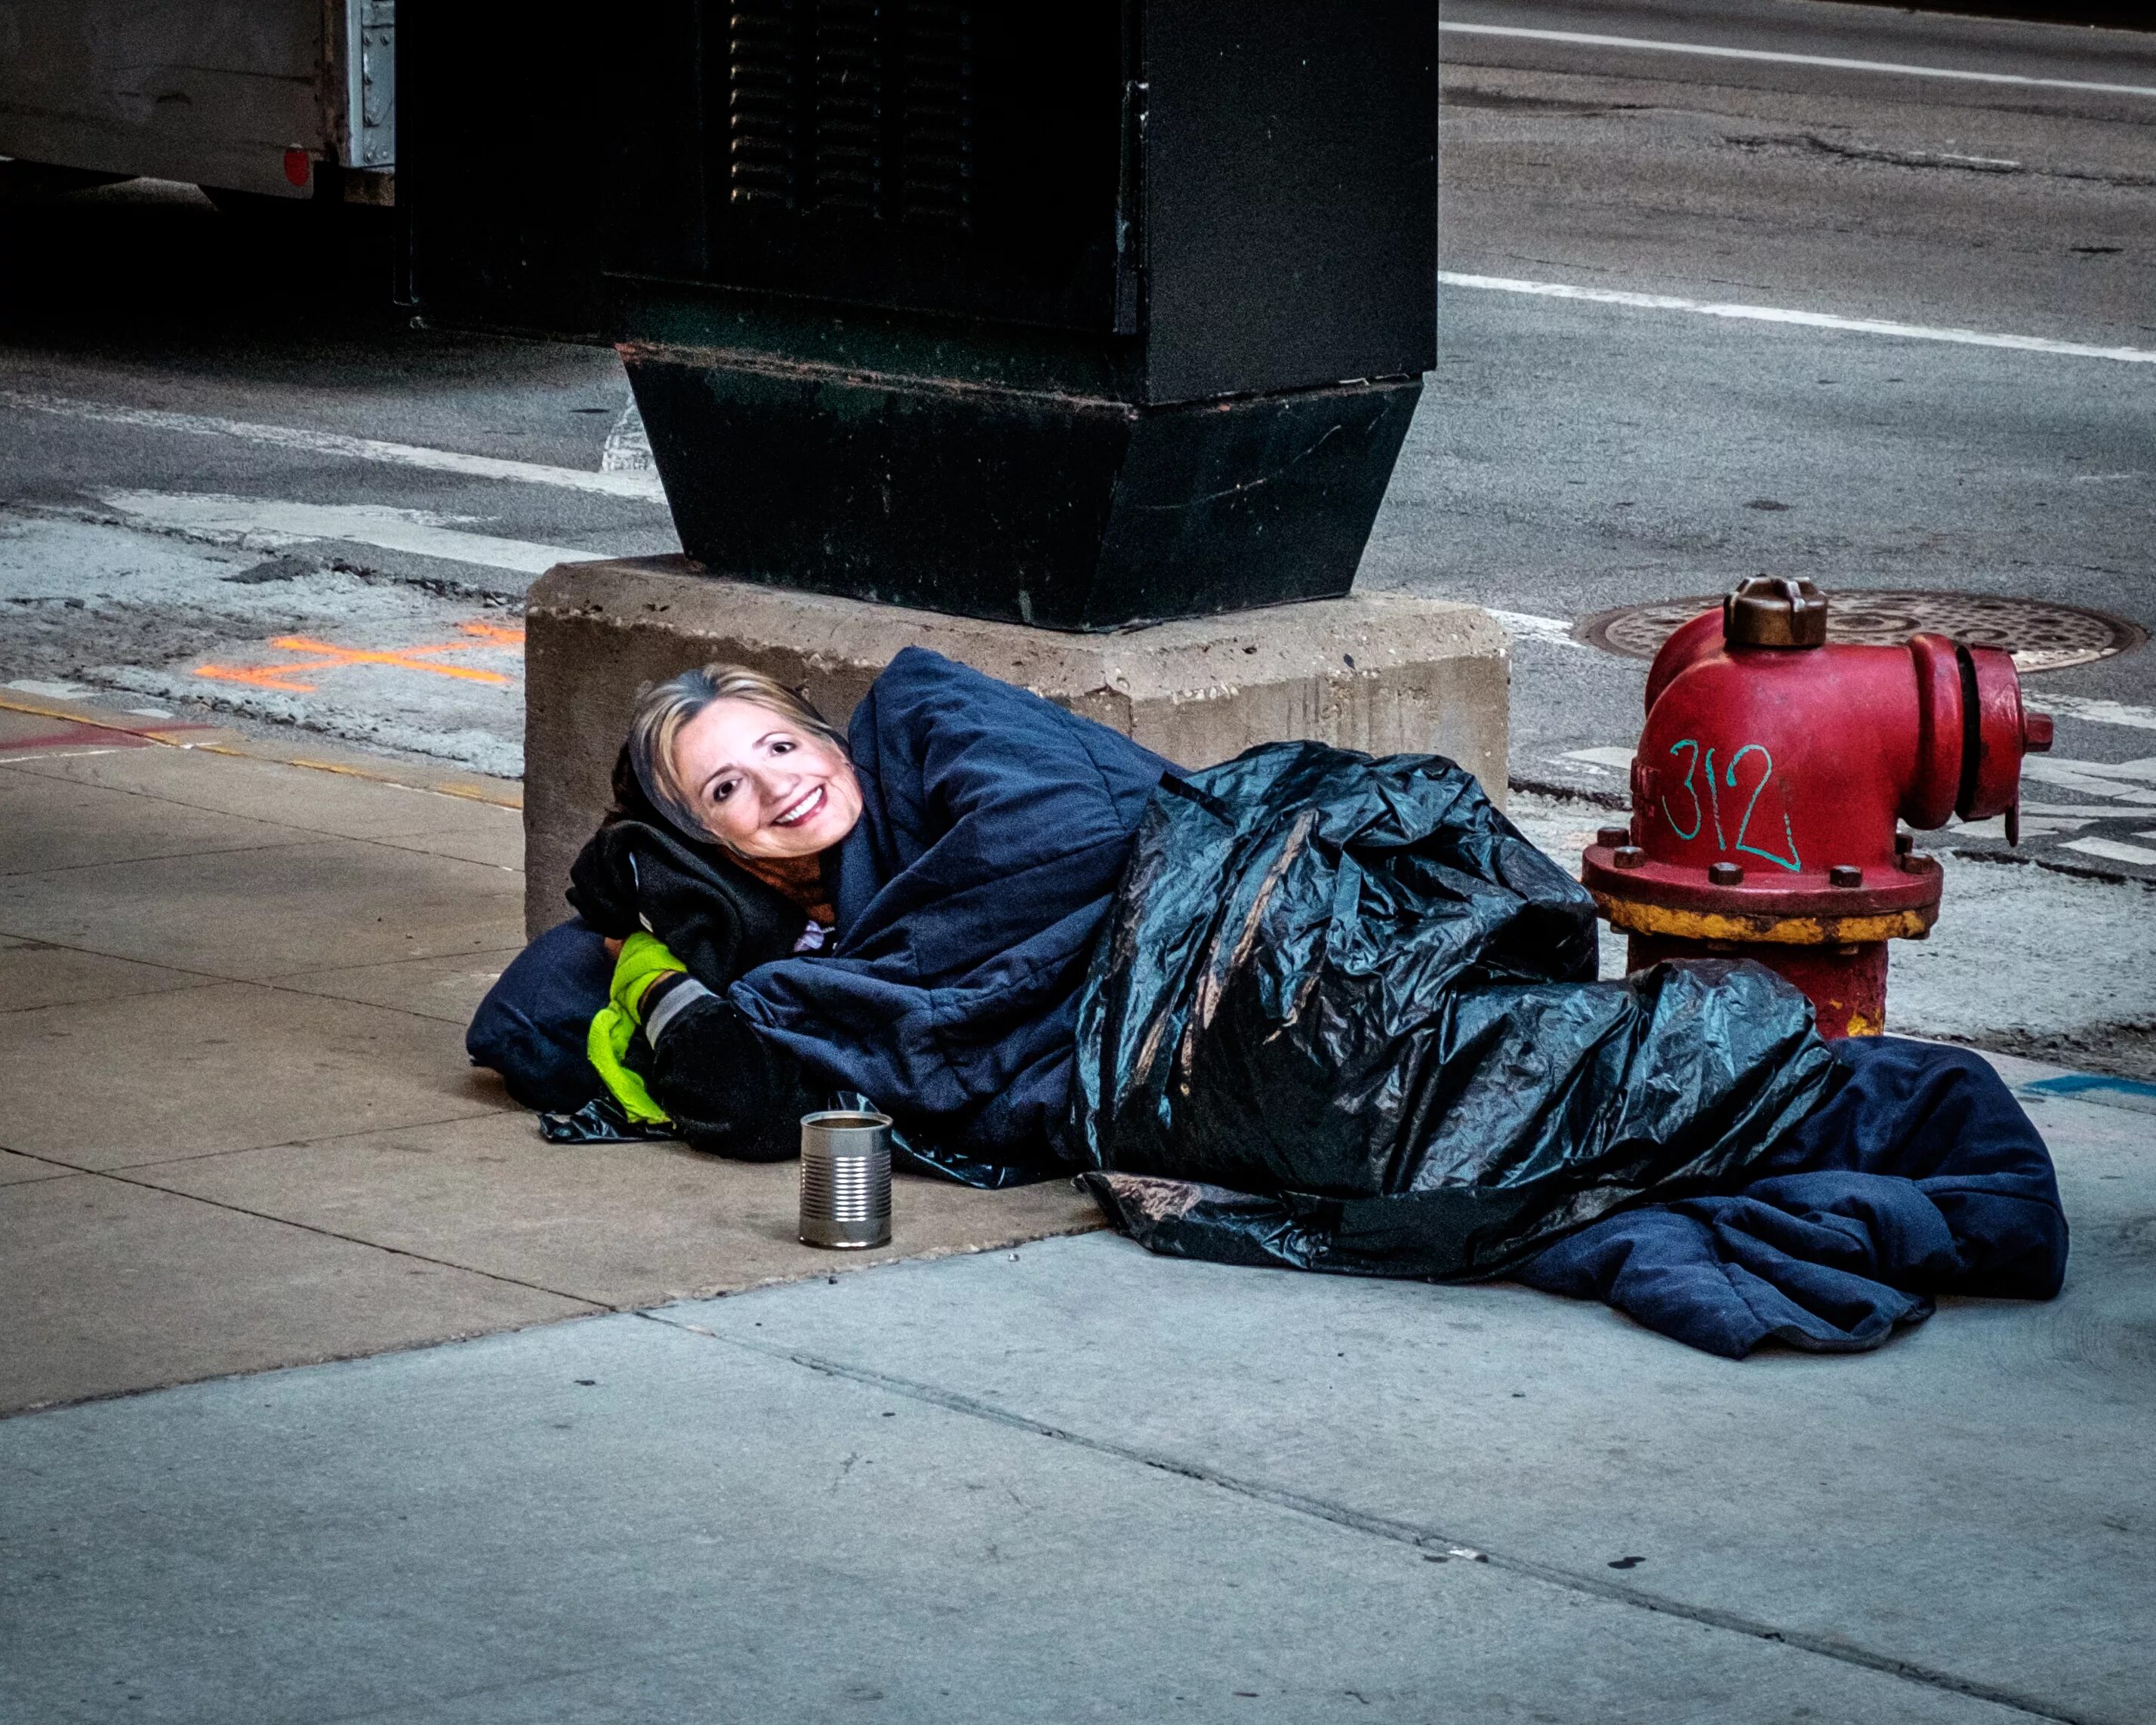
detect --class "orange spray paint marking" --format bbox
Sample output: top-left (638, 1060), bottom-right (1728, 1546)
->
top-left (456, 621), bottom-right (527, 647)
top-left (193, 633), bottom-right (519, 695)
top-left (268, 637), bottom-right (516, 685)
top-left (192, 662), bottom-right (327, 693)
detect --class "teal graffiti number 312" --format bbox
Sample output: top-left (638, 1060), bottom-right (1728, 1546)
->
top-left (1659, 739), bottom-right (1802, 873)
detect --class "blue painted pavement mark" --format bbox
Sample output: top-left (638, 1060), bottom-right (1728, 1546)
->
top-left (2018, 1072), bottom-right (2156, 1117)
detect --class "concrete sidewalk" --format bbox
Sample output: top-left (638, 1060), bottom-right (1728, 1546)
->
top-left (2, 1077), bottom-right (2149, 1724)
top-left (0, 692), bottom-right (1095, 1415)
top-left (2, 690), bottom-right (2151, 1723)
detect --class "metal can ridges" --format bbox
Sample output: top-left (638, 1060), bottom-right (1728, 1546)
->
top-left (799, 1163), bottom-right (892, 1221)
top-left (799, 1109), bottom-right (892, 1249)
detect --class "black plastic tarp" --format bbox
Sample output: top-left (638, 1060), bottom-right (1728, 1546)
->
top-left (1065, 743), bottom-right (1840, 1279)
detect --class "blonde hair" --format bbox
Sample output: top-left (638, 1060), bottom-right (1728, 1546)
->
top-left (625, 664), bottom-right (847, 839)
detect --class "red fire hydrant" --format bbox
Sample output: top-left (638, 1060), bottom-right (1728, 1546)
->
top-left (1580, 578), bottom-right (2053, 1037)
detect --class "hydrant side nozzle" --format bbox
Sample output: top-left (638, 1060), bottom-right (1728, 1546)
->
top-left (2025, 710), bottom-right (2055, 753)
top-left (1960, 645), bottom-right (2038, 823)
top-left (1905, 633), bottom-right (1965, 832)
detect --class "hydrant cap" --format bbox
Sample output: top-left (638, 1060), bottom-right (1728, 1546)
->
top-left (1724, 576), bottom-right (1829, 648)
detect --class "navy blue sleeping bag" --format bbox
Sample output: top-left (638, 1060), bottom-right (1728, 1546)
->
top-left (467, 916), bottom-right (616, 1114)
top-left (1514, 1035), bottom-right (2068, 1355)
top-left (472, 655), bottom-right (2066, 1357)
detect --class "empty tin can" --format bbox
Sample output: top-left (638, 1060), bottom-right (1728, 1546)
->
top-left (799, 1110), bottom-right (892, 1249)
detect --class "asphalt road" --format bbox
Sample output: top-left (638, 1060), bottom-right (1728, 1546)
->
top-left (1408, 0), bottom-right (2156, 844)
top-left (0, 175), bottom-right (680, 775)
top-left (0, 0), bottom-right (2151, 1061)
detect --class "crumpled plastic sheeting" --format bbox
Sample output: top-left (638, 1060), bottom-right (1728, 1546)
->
top-left (1068, 743), bottom-right (1840, 1280)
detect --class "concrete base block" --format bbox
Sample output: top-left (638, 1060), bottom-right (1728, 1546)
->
top-left (523, 557), bottom-right (1510, 936)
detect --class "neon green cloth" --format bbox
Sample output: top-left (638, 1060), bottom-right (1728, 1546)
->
top-left (586, 932), bottom-right (688, 1125)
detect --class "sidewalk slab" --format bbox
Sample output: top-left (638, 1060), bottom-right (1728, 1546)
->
top-left (6, 1061), bottom-right (2121, 1721)
top-left (0, 685), bottom-right (521, 813)
top-left (0, 981), bottom-right (509, 1170)
top-left (0, 935), bottom-right (215, 1013)
top-left (130, 1109), bottom-right (1102, 1311)
top-left (275, 948), bottom-right (530, 1025)
top-left (0, 766), bottom-right (310, 874)
top-left (0, 836), bottom-right (524, 979)
top-left (0, 1147), bottom-right (74, 1186)
top-left (0, 1172), bottom-right (597, 1410)
top-left (1, 694), bottom-right (2148, 1720)
top-left (0, 1290), bottom-right (2050, 1725)
top-left (657, 1089), bottom-right (2155, 1724)
top-left (0, 706), bottom-right (1114, 1419)
top-left (5, 741), bottom-right (527, 863)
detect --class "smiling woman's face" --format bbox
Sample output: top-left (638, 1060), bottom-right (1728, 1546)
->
top-left (669, 697), bottom-right (864, 859)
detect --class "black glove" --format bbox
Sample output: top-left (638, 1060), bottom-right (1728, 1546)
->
top-left (624, 978), bottom-right (815, 1161)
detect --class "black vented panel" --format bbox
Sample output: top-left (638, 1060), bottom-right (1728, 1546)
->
top-left (728, 2), bottom-right (799, 210)
top-left (669, 1), bottom-right (1118, 331)
top-left (812, 1), bottom-right (883, 217)
top-left (898, 3), bottom-right (971, 231)
top-left (719, 1), bottom-right (972, 231)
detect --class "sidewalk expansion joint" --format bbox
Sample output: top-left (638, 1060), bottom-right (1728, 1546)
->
top-left (28, 1105), bottom-right (516, 1177)
top-left (61, 1160), bottom-right (613, 1311)
top-left (0, 927), bottom-right (515, 1029)
top-left (0, 757), bottom-right (520, 867)
top-left (0, 691), bottom-right (522, 809)
top-left (647, 1312), bottom-right (2108, 1725)
top-left (0, 835), bottom-right (322, 882)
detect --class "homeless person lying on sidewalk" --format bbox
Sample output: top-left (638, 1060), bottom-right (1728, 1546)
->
top-left (469, 647), bottom-right (2068, 1359)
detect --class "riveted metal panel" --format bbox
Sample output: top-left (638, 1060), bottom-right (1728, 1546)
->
top-left (356, 0), bottom-right (396, 168)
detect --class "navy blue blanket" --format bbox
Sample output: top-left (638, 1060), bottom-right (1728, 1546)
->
top-left (470, 648), bottom-right (1169, 1178)
top-left (1514, 1035), bottom-right (2068, 1356)
top-left (725, 648), bottom-right (1169, 1174)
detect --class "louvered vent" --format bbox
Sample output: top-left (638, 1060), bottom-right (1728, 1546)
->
top-left (899, 3), bottom-right (970, 230)
top-left (728, 2), bottom-right (798, 208)
top-left (725, 1), bottom-right (972, 230)
top-left (814, 2), bottom-right (883, 214)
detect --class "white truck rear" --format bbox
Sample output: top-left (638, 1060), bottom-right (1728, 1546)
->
top-left (0, 0), bottom-right (394, 202)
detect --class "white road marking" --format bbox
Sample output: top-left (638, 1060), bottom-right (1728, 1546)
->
top-left (602, 398), bottom-right (655, 474)
top-left (2022, 758), bottom-right (2156, 801)
top-left (98, 491), bottom-right (602, 578)
top-left (1440, 273), bottom-right (2156, 365)
top-left (1489, 608), bottom-right (1594, 651)
top-left (0, 747), bottom-right (123, 765)
top-left (2036, 694), bottom-right (2156, 732)
top-left (1563, 746), bottom-right (1638, 771)
top-left (1437, 22), bottom-right (2156, 100)
top-left (4, 678), bottom-right (95, 700)
top-left (2064, 836), bottom-right (2156, 866)
top-left (0, 391), bottom-right (670, 503)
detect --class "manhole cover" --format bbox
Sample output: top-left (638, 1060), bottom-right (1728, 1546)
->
top-left (1579, 590), bottom-right (2144, 673)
